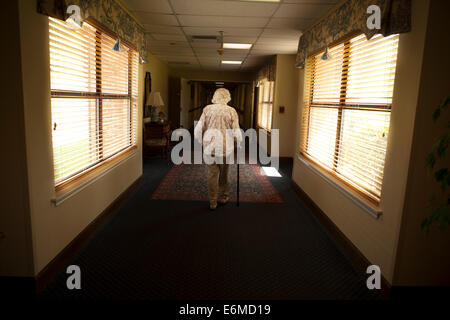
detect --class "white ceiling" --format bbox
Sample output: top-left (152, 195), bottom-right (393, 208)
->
top-left (121, 0), bottom-right (339, 71)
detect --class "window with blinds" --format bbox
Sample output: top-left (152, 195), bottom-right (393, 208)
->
top-left (300, 33), bottom-right (399, 202)
top-left (257, 80), bottom-right (274, 131)
top-left (49, 17), bottom-right (138, 187)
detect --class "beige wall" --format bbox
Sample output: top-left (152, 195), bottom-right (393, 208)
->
top-left (143, 54), bottom-right (171, 115)
top-left (18, 0), bottom-right (145, 275)
top-left (273, 55), bottom-right (299, 158)
top-left (0, 0), bottom-right (34, 277)
top-left (393, 0), bottom-right (450, 286)
top-left (180, 78), bottom-right (191, 129)
top-left (292, 0), bottom-right (430, 284)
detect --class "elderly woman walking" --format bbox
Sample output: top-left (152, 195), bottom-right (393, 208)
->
top-left (194, 88), bottom-right (243, 210)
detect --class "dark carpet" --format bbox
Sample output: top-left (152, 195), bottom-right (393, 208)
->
top-left (152, 163), bottom-right (283, 203)
top-left (37, 158), bottom-right (381, 300)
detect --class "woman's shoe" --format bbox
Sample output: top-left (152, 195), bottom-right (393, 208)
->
top-left (218, 195), bottom-right (229, 205)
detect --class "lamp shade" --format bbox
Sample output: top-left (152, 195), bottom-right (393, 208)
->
top-left (147, 92), bottom-right (164, 107)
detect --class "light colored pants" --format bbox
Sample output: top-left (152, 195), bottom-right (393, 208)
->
top-left (205, 163), bottom-right (229, 203)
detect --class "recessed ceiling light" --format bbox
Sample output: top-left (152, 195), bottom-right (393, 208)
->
top-left (223, 43), bottom-right (252, 49)
top-left (221, 60), bottom-right (242, 65)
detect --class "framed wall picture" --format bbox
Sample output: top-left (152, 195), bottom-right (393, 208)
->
top-left (144, 72), bottom-right (152, 118)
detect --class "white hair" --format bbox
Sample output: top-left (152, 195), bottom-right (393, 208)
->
top-left (212, 88), bottom-right (231, 104)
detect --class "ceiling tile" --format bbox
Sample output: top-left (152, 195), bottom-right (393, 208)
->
top-left (147, 39), bottom-right (189, 48)
top-left (143, 25), bottom-right (183, 34)
top-left (194, 47), bottom-right (222, 55)
top-left (195, 49), bottom-right (247, 59)
top-left (178, 15), bottom-right (269, 28)
top-left (191, 41), bottom-right (221, 48)
top-left (261, 28), bottom-right (302, 38)
top-left (121, 0), bottom-right (173, 13)
top-left (273, 3), bottom-right (333, 18)
top-left (133, 12), bottom-right (179, 26)
top-left (190, 37), bottom-right (257, 48)
top-left (183, 27), bottom-right (262, 37)
top-left (151, 34), bottom-right (187, 41)
top-left (159, 55), bottom-right (199, 62)
top-left (121, 0), bottom-right (338, 72)
top-left (253, 43), bottom-right (297, 51)
top-left (251, 47), bottom-right (297, 54)
top-left (256, 37), bottom-right (299, 46)
top-left (150, 47), bottom-right (195, 55)
top-left (247, 51), bottom-right (276, 57)
top-left (198, 57), bottom-right (222, 63)
top-left (267, 17), bottom-right (313, 29)
top-left (171, 0), bottom-right (278, 17)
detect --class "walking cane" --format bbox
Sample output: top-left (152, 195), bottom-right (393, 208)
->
top-left (237, 162), bottom-right (240, 207)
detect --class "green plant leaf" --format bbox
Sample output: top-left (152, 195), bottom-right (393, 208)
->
top-left (440, 95), bottom-right (450, 109)
top-left (432, 108), bottom-right (441, 122)
top-left (426, 153), bottom-right (436, 173)
top-left (423, 95), bottom-right (450, 235)
top-left (435, 168), bottom-right (448, 181)
top-left (433, 132), bottom-right (450, 158)
top-left (421, 218), bottom-right (430, 236)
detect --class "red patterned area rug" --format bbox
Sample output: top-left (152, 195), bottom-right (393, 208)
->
top-left (152, 164), bottom-right (283, 203)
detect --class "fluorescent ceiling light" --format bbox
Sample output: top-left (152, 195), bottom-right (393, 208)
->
top-left (221, 60), bottom-right (242, 65)
top-left (262, 167), bottom-right (282, 177)
top-left (223, 43), bottom-right (252, 50)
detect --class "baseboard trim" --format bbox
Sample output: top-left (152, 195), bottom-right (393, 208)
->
top-left (290, 180), bottom-right (391, 298)
top-left (35, 175), bottom-right (143, 293)
top-left (279, 157), bottom-right (293, 163)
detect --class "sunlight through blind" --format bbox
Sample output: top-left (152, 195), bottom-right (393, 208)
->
top-left (300, 33), bottom-right (399, 202)
top-left (49, 17), bottom-right (138, 186)
top-left (257, 80), bottom-right (274, 131)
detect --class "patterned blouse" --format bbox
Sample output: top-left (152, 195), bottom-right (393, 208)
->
top-left (194, 103), bottom-right (243, 157)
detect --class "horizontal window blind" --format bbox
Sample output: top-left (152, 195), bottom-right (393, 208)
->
top-left (300, 33), bottom-right (399, 202)
top-left (257, 80), bottom-right (274, 131)
top-left (49, 17), bottom-right (138, 186)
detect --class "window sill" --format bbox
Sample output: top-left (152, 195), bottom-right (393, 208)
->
top-left (297, 155), bottom-right (382, 219)
top-left (52, 146), bottom-right (138, 206)
top-left (256, 126), bottom-right (272, 134)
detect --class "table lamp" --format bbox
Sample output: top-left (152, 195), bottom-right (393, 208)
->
top-left (147, 92), bottom-right (165, 122)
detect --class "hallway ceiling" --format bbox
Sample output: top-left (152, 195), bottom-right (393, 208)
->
top-left (121, 0), bottom-right (339, 71)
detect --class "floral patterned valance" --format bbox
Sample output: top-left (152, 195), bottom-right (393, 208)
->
top-left (37, 0), bottom-right (148, 64)
top-left (256, 56), bottom-right (276, 82)
top-left (296, 0), bottom-right (411, 68)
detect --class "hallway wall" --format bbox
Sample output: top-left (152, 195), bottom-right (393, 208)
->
top-left (180, 78), bottom-right (191, 129)
top-left (273, 55), bottom-right (299, 158)
top-left (17, 0), bottom-right (144, 275)
top-left (393, 0), bottom-right (450, 286)
top-left (291, 0), bottom-right (431, 284)
top-left (0, 0), bottom-right (34, 277)
top-left (143, 54), bottom-right (171, 116)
